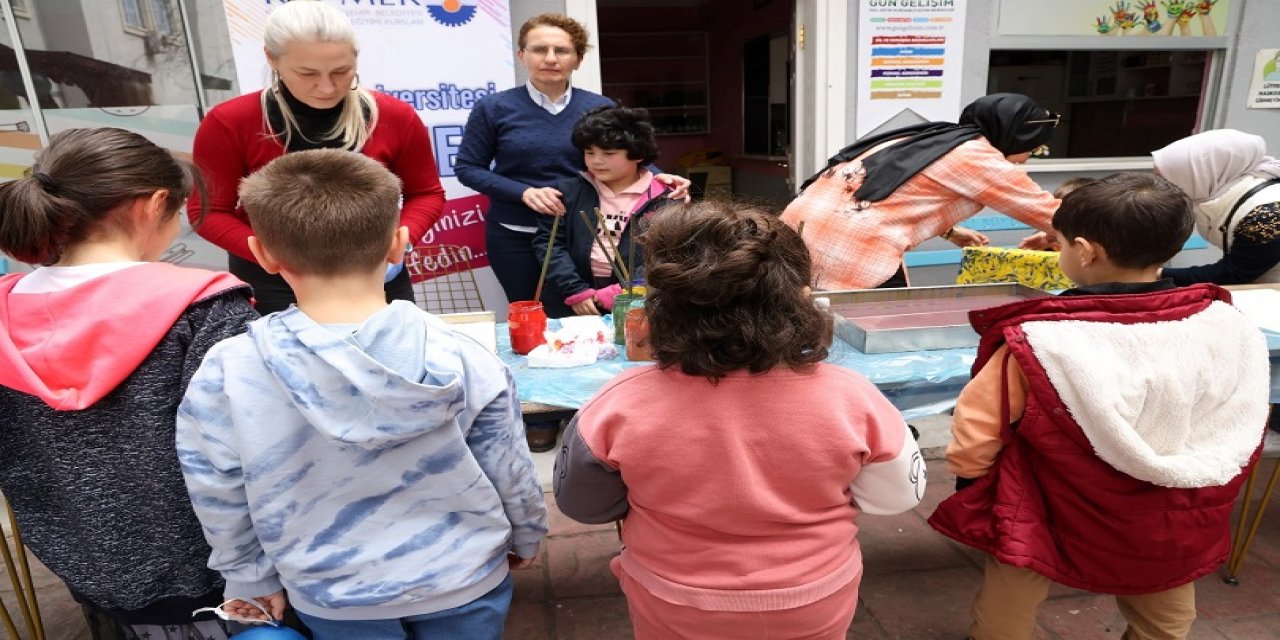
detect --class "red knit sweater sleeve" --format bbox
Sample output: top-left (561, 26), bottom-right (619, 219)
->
top-left (189, 94), bottom-right (262, 262)
top-left (377, 95), bottom-right (446, 247)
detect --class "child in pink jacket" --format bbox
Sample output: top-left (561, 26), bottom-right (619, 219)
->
top-left (554, 202), bottom-right (924, 639)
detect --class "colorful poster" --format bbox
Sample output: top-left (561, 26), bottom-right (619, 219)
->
top-left (997, 0), bottom-right (1230, 37)
top-left (222, 0), bottom-right (514, 309)
top-left (855, 0), bottom-right (967, 138)
top-left (1247, 49), bottom-right (1280, 109)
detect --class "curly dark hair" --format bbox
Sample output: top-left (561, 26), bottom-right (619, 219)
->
top-left (641, 202), bottom-right (831, 381)
top-left (571, 105), bottom-right (659, 165)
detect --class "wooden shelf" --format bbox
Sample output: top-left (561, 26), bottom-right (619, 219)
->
top-left (599, 31), bottom-right (710, 137)
top-left (603, 80), bottom-right (706, 87)
top-left (641, 105), bottom-right (708, 111)
top-left (602, 55), bottom-right (705, 62)
top-left (1066, 94), bottom-right (1200, 103)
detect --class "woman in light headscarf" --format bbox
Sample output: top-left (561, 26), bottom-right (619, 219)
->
top-left (1153, 129), bottom-right (1280, 285)
top-left (781, 93), bottom-right (1062, 290)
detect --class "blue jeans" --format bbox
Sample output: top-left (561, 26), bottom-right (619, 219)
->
top-left (295, 574), bottom-right (513, 640)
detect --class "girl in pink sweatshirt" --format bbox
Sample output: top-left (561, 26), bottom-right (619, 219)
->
top-left (553, 202), bottom-right (924, 639)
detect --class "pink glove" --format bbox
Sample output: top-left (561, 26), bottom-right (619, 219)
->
top-left (595, 283), bottom-right (624, 311)
top-left (564, 288), bottom-right (598, 307)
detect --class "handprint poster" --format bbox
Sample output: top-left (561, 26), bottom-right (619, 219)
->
top-left (997, 0), bottom-right (1230, 36)
top-left (1247, 49), bottom-right (1280, 109)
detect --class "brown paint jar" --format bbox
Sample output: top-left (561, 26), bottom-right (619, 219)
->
top-left (624, 307), bottom-right (653, 361)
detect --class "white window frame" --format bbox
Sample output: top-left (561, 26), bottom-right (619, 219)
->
top-left (989, 43), bottom-right (1224, 171)
top-left (120, 0), bottom-right (148, 34)
top-left (983, 0), bottom-right (1239, 171)
top-left (148, 0), bottom-right (173, 35)
top-left (120, 0), bottom-right (174, 37)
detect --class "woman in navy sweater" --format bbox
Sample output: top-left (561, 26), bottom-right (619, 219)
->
top-left (456, 13), bottom-right (687, 310)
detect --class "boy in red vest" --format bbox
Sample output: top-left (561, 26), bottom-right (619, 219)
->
top-left (929, 172), bottom-right (1271, 640)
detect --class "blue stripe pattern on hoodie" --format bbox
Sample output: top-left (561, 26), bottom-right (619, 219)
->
top-left (177, 301), bottom-right (548, 620)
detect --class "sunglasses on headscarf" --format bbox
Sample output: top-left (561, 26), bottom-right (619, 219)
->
top-left (1025, 112), bottom-right (1062, 128)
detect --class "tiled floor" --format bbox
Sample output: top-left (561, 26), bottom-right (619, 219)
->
top-left (4, 459), bottom-right (1279, 639)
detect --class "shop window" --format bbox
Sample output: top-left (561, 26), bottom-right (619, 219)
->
top-left (7, 1), bottom-right (199, 115)
top-left (988, 49), bottom-right (1211, 158)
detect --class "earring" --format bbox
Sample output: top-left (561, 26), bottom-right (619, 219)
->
top-left (271, 69), bottom-right (281, 95)
top-left (350, 73), bottom-right (360, 91)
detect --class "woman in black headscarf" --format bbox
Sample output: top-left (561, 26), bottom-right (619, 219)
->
top-left (781, 93), bottom-right (1061, 290)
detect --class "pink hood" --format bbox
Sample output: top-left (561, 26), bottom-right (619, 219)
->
top-left (0, 263), bottom-right (247, 410)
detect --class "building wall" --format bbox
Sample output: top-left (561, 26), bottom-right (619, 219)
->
top-left (10, 1), bottom-right (203, 109)
top-left (187, 0), bottom-right (241, 107)
top-left (844, 0), bottom-right (1277, 153)
top-left (1214, 0), bottom-right (1280, 151)
top-left (841, 0), bottom-right (1277, 285)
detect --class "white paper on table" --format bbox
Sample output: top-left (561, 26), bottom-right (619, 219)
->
top-left (559, 315), bottom-right (610, 336)
top-left (439, 311), bottom-right (498, 353)
top-left (1228, 289), bottom-right (1280, 334)
top-left (526, 343), bottom-right (599, 368)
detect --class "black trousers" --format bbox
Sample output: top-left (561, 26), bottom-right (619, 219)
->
top-left (877, 265), bottom-right (909, 289)
top-left (228, 254), bottom-right (414, 315)
top-left (485, 223), bottom-right (572, 318)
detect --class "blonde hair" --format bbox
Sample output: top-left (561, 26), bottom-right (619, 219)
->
top-left (261, 0), bottom-right (378, 151)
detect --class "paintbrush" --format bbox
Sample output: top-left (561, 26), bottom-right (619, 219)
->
top-left (594, 207), bottom-right (631, 286)
top-left (626, 216), bottom-right (637, 295)
top-left (576, 209), bottom-right (630, 287)
top-left (532, 212), bottom-right (560, 303)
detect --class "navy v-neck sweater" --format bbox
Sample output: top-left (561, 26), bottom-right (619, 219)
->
top-left (456, 86), bottom-right (613, 227)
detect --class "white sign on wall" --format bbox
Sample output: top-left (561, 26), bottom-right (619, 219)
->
top-left (855, 0), bottom-right (968, 138)
top-left (1247, 49), bottom-right (1280, 109)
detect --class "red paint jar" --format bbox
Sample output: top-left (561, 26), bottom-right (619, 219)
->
top-left (508, 301), bottom-right (547, 355)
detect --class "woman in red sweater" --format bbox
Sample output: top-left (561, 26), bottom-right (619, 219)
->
top-left (554, 202), bottom-right (924, 639)
top-left (189, 1), bottom-right (445, 313)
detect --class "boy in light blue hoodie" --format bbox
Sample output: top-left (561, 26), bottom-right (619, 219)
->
top-left (176, 149), bottom-right (547, 640)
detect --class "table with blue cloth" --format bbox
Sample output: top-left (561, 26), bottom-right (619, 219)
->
top-left (498, 318), bottom-right (1280, 421)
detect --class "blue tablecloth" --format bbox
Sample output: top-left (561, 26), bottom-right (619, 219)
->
top-left (497, 319), bottom-right (1280, 421)
top-left (498, 318), bottom-right (975, 420)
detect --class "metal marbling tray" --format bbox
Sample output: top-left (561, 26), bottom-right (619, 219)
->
top-left (816, 283), bottom-right (1049, 353)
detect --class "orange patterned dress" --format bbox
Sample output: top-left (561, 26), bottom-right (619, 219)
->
top-left (781, 137), bottom-right (1059, 290)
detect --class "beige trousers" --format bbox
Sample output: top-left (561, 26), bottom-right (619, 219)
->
top-left (970, 556), bottom-right (1196, 640)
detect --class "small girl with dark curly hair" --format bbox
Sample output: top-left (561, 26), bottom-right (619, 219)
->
top-left (552, 202), bottom-right (924, 639)
top-left (532, 105), bottom-right (675, 318)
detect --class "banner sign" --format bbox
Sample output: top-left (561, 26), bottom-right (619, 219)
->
top-left (221, 0), bottom-right (514, 283)
top-left (997, 0), bottom-right (1230, 37)
top-left (856, 0), bottom-right (967, 138)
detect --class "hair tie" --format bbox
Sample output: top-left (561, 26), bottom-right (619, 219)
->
top-left (33, 172), bottom-right (57, 194)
